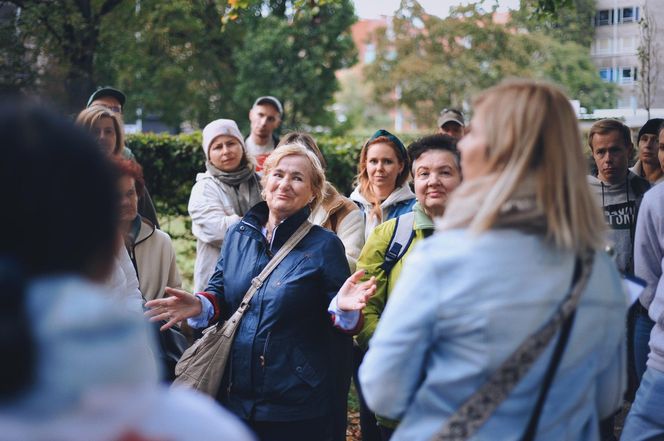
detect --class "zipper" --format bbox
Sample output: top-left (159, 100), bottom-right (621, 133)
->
top-left (241, 219), bottom-right (274, 258)
top-left (260, 331), bottom-right (271, 368)
top-left (226, 356), bottom-right (233, 399)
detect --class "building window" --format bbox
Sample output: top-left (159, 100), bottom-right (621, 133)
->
top-left (618, 36), bottom-right (637, 53)
top-left (619, 7), bottom-right (639, 23)
top-left (594, 38), bottom-right (612, 55)
top-left (599, 68), bottom-right (613, 82)
top-left (364, 42), bottom-right (376, 64)
top-left (595, 9), bottom-right (614, 26)
top-left (619, 67), bottom-right (637, 84)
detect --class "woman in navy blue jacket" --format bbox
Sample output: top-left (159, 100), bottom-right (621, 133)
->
top-left (147, 143), bottom-right (375, 440)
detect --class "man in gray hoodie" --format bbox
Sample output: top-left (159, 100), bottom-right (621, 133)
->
top-left (622, 121), bottom-right (664, 439)
top-left (587, 120), bottom-right (649, 435)
top-left (587, 118), bottom-right (650, 276)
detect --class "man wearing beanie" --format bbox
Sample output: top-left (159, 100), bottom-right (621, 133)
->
top-left (246, 96), bottom-right (283, 173)
top-left (188, 119), bottom-right (263, 292)
top-left (624, 121), bottom-right (664, 438)
top-left (630, 118), bottom-right (664, 184)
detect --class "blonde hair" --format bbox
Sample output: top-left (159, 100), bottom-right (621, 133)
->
top-left (464, 79), bottom-right (605, 252)
top-left (76, 105), bottom-right (125, 156)
top-left (261, 143), bottom-right (326, 211)
top-left (355, 135), bottom-right (410, 222)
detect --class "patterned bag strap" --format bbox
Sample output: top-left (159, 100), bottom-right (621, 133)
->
top-left (431, 249), bottom-right (595, 441)
top-left (221, 220), bottom-right (313, 338)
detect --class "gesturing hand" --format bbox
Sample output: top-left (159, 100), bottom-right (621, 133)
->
top-left (144, 287), bottom-right (203, 331)
top-left (337, 270), bottom-right (377, 312)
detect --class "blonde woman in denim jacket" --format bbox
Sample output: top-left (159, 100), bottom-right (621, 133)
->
top-left (360, 80), bottom-right (628, 441)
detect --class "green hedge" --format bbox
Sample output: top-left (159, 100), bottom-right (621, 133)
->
top-left (127, 132), bottom-right (419, 217)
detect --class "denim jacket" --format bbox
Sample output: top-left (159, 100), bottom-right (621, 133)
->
top-left (360, 229), bottom-right (627, 441)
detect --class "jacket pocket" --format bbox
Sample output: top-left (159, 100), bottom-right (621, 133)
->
top-left (290, 345), bottom-right (323, 388)
top-left (271, 254), bottom-right (310, 288)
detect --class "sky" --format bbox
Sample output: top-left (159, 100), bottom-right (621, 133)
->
top-left (353, 0), bottom-right (521, 19)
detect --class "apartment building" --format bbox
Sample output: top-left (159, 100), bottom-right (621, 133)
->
top-left (591, 0), bottom-right (664, 109)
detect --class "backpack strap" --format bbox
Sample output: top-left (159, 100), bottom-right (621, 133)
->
top-left (379, 211), bottom-right (416, 274)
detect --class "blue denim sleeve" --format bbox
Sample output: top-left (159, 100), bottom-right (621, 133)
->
top-left (358, 243), bottom-right (438, 420)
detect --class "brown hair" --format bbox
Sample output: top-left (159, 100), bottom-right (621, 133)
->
top-left (588, 119), bottom-right (633, 150)
top-left (278, 132), bottom-right (328, 169)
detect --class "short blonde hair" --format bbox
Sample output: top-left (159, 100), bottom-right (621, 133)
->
top-left (75, 105), bottom-right (125, 156)
top-left (261, 143), bottom-right (326, 211)
top-left (464, 79), bottom-right (605, 252)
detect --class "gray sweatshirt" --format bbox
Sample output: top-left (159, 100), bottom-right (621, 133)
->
top-left (634, 182), bottom-right (664, 372)
top-left (587, 172), bottom-right (649, 274)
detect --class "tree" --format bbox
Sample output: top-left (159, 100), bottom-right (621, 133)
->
top-left (233, 0), bottom-right (356, 129)
top-left (364, 0), bottom-right (614, 128)
top-left (638, 4), bottom-right (660, 119)
top-left (1, 0), bottom-right (124, 113)
top-left (516, 0), bottom-right (597, 48)
top-left (2, 0), bottom-right (356, 128)
top-left (95, 0), bottom-right (246, 127)
top-left (0, 3), bottom-right (36, 94)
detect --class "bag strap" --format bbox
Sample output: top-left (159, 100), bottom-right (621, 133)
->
top-left (520, 305), bottom-right (578, 441)
top-left (380, 211), bottom-right (416, 274)
top-left (432, 250), bottom-right (594, 441)
top-left (221, 220), bottom-right (314, 338)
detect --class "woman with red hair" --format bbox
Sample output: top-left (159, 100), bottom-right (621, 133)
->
top-left (115, 158), bottom-right (181, 301)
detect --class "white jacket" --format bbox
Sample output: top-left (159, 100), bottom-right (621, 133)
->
top-left (127, 217), bottom-right (182, 301)
top-left (105, 243), bottom-right (144, 312)
top-left (188, 172), bottom-right (261, 293)
top-left (349, 183), bottom-right (416, 240)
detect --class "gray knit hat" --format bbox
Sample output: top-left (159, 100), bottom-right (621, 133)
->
top-left (202, 119), bottom-right (245, 160)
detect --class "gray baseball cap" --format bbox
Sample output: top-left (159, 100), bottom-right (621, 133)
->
top-left (438, 108), bottom-right (464, 127)
top-left (253, 96), bottom-right (283, 115)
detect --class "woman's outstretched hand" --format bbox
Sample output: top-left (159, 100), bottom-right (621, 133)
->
top-left (144, 287), bottom-right (203, 331)
top-left (337, 270), bottom-right (376, 312)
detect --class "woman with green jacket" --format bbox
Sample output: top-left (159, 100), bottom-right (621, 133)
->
top-left (356, 134), bottom-right (462, 440)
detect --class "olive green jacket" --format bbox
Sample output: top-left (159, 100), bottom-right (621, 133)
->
top-left (356, 202), bottom-right (434, 351)
top-left (356, 202), bottom-right (433, 428)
